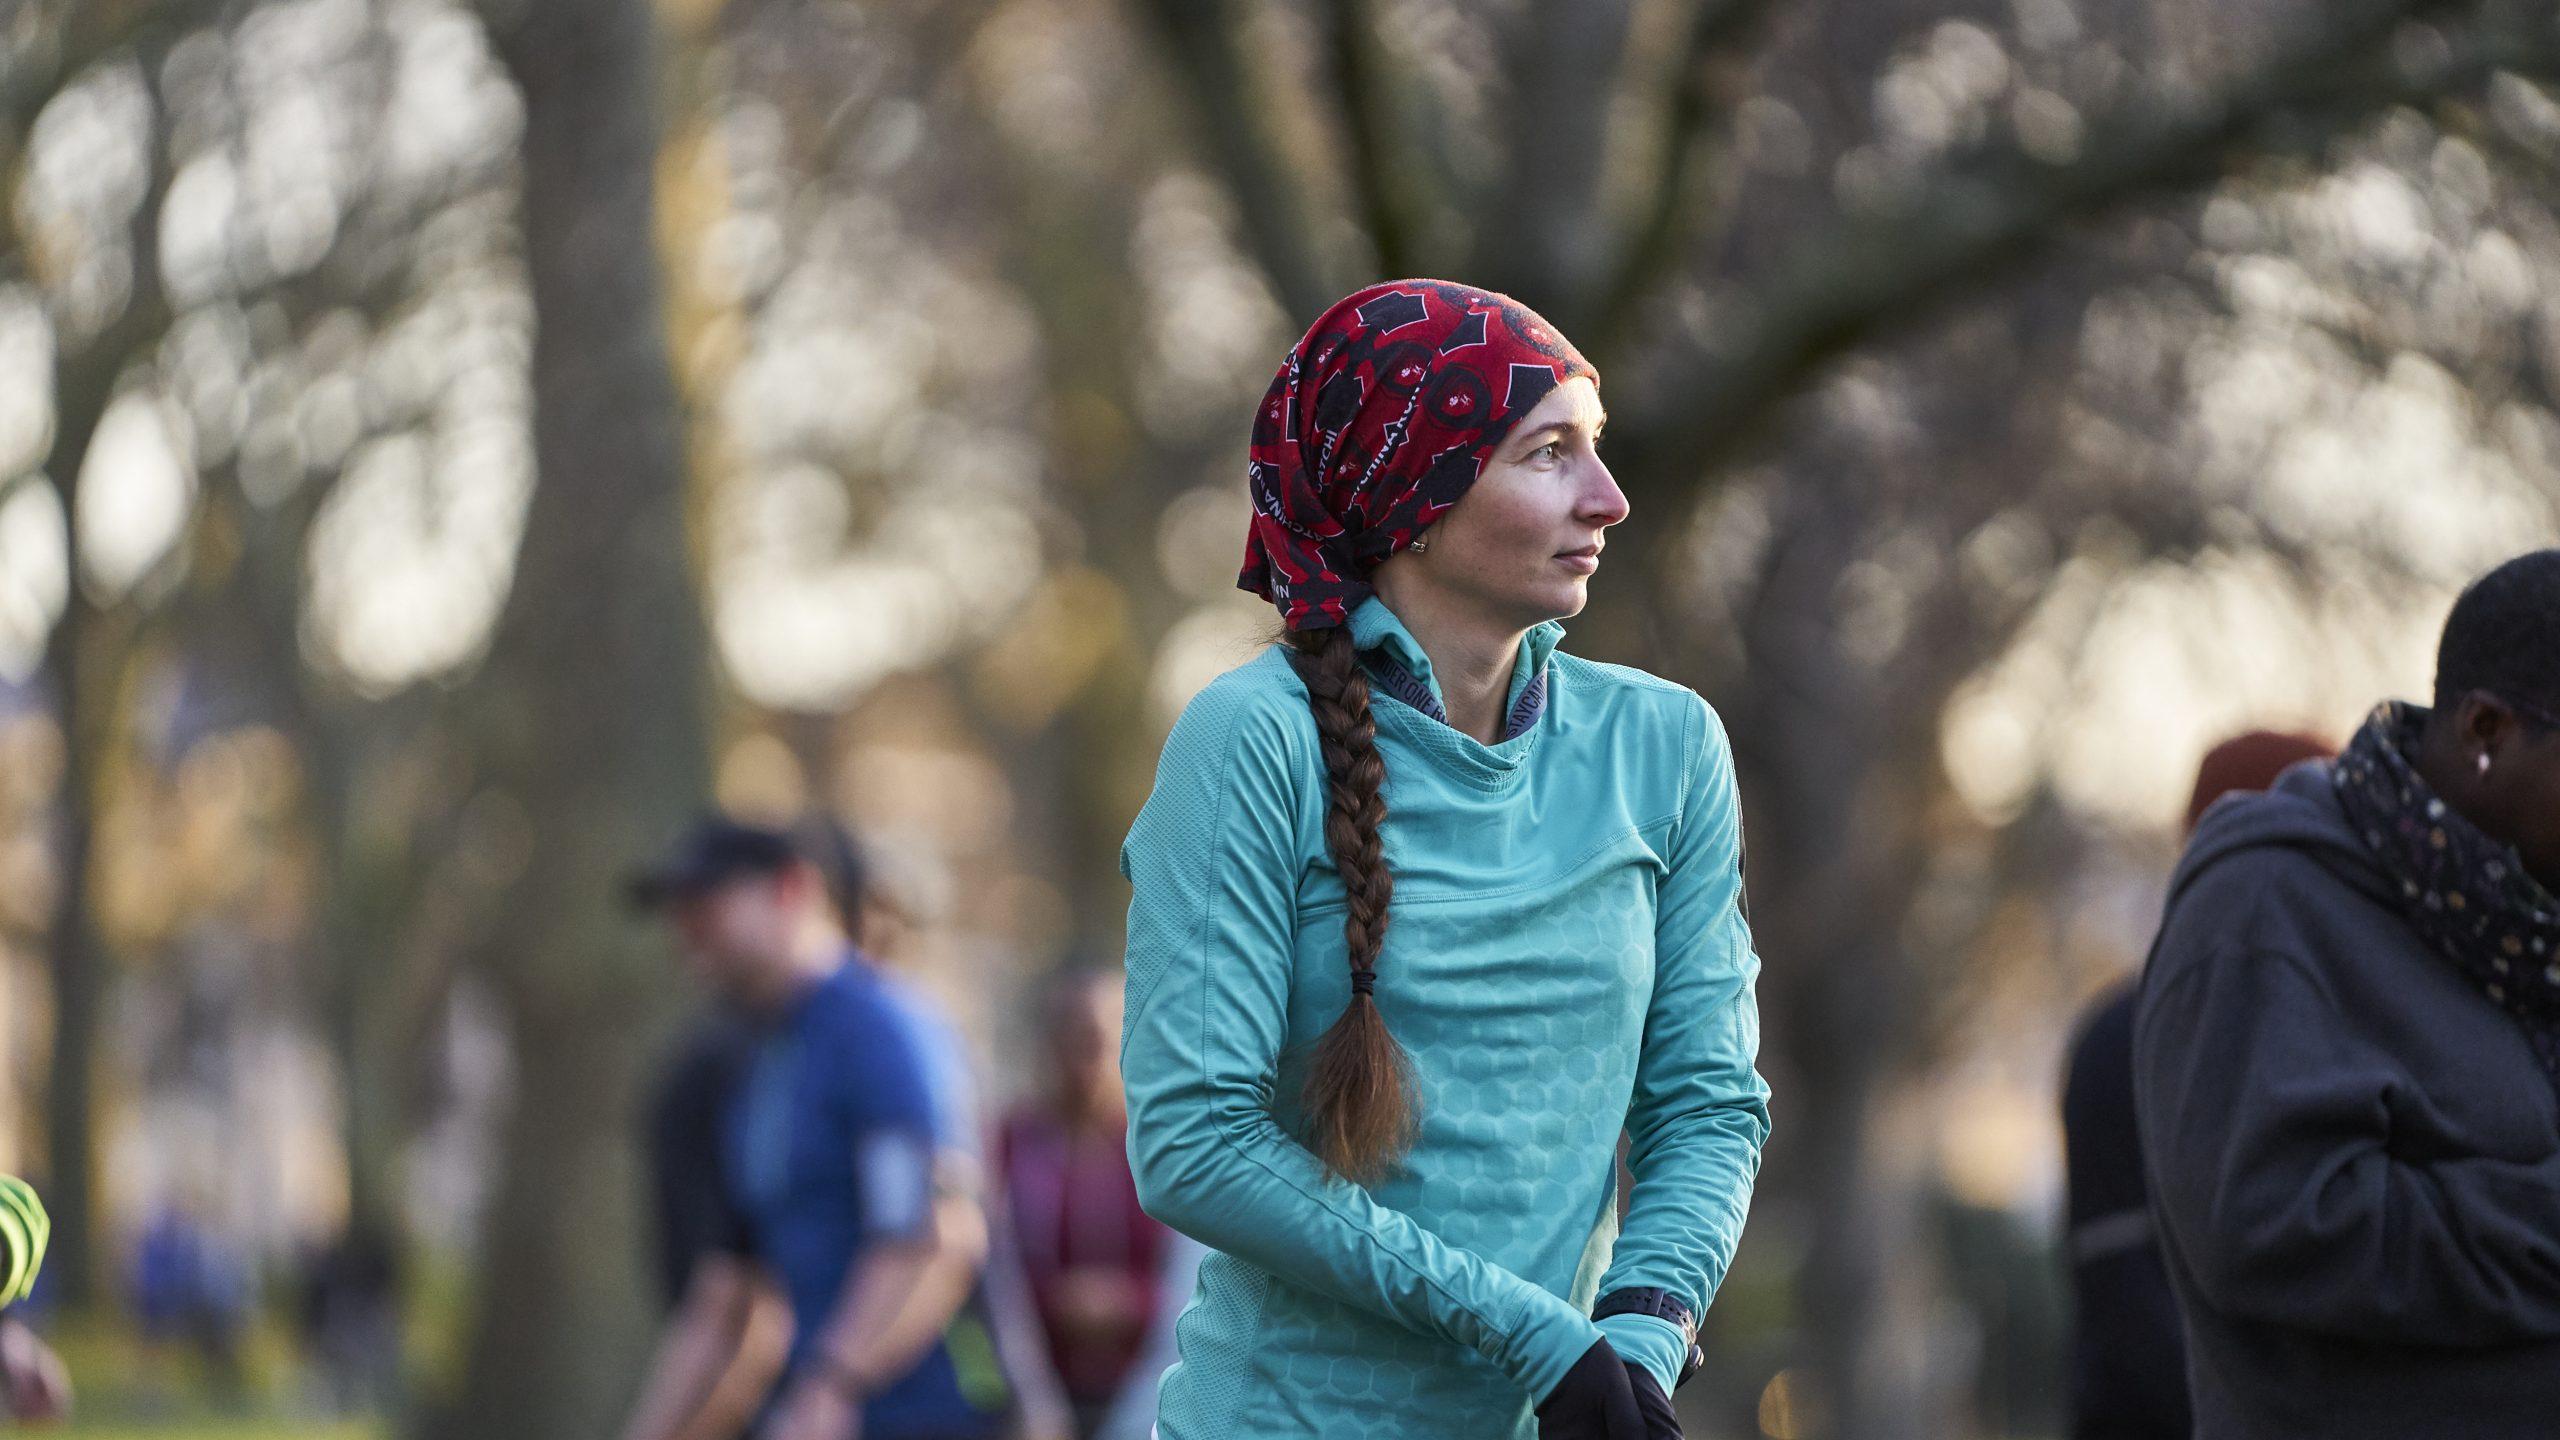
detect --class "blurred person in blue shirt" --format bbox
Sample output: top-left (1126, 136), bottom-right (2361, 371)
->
top-left (621, 818), bottom-right (1003, 1440)
top-left (130, 1194), bottom-right (252, 1402)
top-left (802, 817), bottom-right (1069, 1440)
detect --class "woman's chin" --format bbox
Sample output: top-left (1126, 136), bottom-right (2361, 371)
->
top-left (1458, 573), bottom-right (1590, 627)
top-left (1526, 579), bottom-right (1591, 620)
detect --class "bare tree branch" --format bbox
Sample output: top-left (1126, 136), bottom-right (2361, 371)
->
top-left (1313, 0), bottom-right (1431, 278)
top-left (30, 17), bottom-right (178, 1307)
top-left (1586, 0), bottom-right (1787, 358)
top-left (1615, 0), bottom-right (2555, 513)
top-left (1127, 0), bottom-right (1333, 319)
top-left (436, 2), bottom-right (710, 1434)
top-left (0, 1), bottom-right (165, 134)
top-left (0, 2), bottom-right (185, 281)
top-left (1473, 0), bottom-right (1638, 316)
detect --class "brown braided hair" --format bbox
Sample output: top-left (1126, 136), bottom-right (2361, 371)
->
top-left (1278, 622), bottom-right (1418, 1185)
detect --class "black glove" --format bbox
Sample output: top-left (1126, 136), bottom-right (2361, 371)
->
top-left (1535, 1337), bottom-right (1644, 1439)
top-left (1625, 1361), bottom-right (1682, 1439)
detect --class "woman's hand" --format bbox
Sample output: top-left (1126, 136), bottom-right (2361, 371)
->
top-left (1624, 1361), bottom-right (1681, 1439)
top-left (1534, 1337), bottom-right (1643, 1439)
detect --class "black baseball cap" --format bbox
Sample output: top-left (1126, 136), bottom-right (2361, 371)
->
top-left (626, 816), bottom-right (802, 910)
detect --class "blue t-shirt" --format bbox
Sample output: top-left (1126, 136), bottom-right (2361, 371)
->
top-left (869, 962), bottom-right (1019, 1416)
top-left (875, 969), bottom-right (981, 1160)
top-left (725, 961), bottom-right (1000, 1439)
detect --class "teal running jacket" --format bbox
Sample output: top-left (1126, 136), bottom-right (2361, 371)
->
top-left (1119, 596), bottom-right (1771, 1439)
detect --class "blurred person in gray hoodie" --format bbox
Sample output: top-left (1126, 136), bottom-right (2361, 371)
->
top-left (2134, 549), bottom-right (2560, 1439)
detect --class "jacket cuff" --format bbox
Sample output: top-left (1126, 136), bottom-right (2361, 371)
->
top-left (1597, 1312), bottom-right (1687, 1396)
top-left (1501, 1289), bottom-right (1605, 1400)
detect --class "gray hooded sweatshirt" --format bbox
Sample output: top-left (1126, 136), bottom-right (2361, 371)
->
top-left (2132, 761), bottom-right (2560, 1438)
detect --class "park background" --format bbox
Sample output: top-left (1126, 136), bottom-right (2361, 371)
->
top-left (1, 0), bottom-right (2558, 1435)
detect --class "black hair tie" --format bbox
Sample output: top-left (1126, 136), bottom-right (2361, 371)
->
top-left (1349, 967), bottom-right (1377, 996)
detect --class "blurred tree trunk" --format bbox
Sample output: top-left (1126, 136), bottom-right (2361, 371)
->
top-left (28, 39), bottom-right (172, 1305)
top-left (993, 196), bottom-right (1177, 965)
top-left (429, 0), bottom-right (708, 1435)
top-left (1713, 511), bottom-right (1943, 1440)
top-left (310, 734), bottom-right (415, 1256)
top-left (33, 483), bottom-right (119, 1310)
top-left (190, 463), bottom-right (435, 1265)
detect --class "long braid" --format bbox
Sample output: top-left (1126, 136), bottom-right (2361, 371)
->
top-left (1281, 624), bottom-right (1418, 1185)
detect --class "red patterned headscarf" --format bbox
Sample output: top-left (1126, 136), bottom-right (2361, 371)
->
top-left (1237, 279), bottom-right (1597, 631)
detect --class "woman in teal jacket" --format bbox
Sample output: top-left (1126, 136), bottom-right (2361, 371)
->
top-left (1119, 280), bottom-right (1770, 1440)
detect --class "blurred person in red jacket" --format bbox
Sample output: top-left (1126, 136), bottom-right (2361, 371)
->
top-left (995, 968), bottom-right (1167, 1435)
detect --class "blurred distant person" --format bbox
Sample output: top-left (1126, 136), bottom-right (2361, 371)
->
top-left (621, 818), bottom-right (1002, 1440)
top-left (645, 1009), bottom-right (758, 1312)
top-left (1085, 1232), bottom-right (1204, 1440)
top-left (626, 854), bottom-right (789, 1440)
top-left (129, 1195), bottom-right (251, 1403)
top-left (297, 1220), bottom-right (405, 1416)
top-left (800, 815), bottom-right (1071, 1440)
top-left (2135, 549), bottom-right (2560, 1438)
top-left (994, 967), bottom-right (1167, 1433)
top-left (801, 823), bottom-right (973, 1151)
top-left (0, 1176), bottom-right (67, 1424)
top-left (2059, 729), bottom-right (2329, 1440)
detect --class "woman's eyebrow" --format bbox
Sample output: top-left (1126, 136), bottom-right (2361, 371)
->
top-left (1511, 414), bottom-right (1605, 450)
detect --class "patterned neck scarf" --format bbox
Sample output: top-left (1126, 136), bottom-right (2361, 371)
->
top-left (2332, 700), bottom-right (2560, 1076)
top-left (1238, 279), bottom-right (1596, 632)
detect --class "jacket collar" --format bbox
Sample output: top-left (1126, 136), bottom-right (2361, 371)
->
top-left (1345, 595), bottom-right (1565, 739)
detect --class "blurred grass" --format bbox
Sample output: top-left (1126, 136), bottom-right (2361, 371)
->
top-left (51, 1414), bottom-right (384, 1424)
top-left (15, 1237), bottom-right (472, 1435)
top-left (26, 1310), bottom-right (393, 1437)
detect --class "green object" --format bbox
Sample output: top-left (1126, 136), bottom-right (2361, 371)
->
top-left (1118, 595), bottom-right (1771, 1438)
top-left (943, 1311), bottom-right (1012, 1413)
top-left (0, 1174), bottom-right (47, 1305)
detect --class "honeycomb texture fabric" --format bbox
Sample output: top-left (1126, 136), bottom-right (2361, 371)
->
top-left (1119, 595), bottom-right (1771, 1440)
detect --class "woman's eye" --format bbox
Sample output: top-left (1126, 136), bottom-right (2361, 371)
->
top-left (1537, 442), bottom-right (1563, 463)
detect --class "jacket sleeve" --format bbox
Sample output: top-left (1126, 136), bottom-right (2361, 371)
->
top-left (1594, 693), bottom-right (1774, 1395)
top-left (2134, 943), bottom-right (2560, 1347)
top-left (1117, 678), bottom-right (1603, 1401)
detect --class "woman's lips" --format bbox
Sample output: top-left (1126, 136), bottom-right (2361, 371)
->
top-left (1554, 551), bottom-right (1599, 574)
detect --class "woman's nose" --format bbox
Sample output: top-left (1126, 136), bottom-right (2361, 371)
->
top-left (1582, 457), bottom-right (1630, 526)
